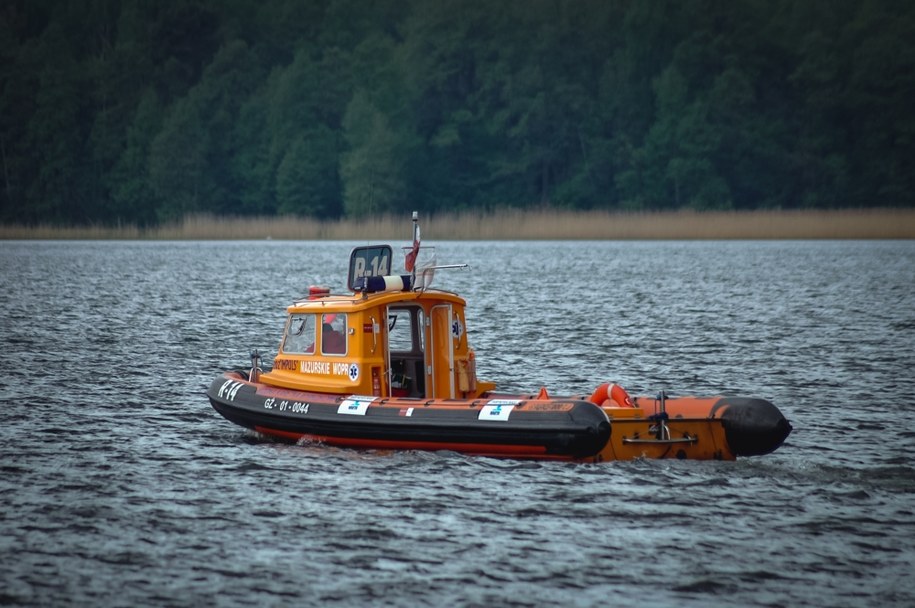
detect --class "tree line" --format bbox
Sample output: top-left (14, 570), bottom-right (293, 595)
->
top-left (1, 0), bottom-right (913, 226)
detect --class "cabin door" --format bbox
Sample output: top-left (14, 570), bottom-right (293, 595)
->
top-left (428, 304), bottom-right (455, 399)
top-left (386, 305), bottom-right (425, 398)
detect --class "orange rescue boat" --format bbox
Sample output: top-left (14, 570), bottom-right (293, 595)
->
top-left (207, 213), bottom-right (791, 461)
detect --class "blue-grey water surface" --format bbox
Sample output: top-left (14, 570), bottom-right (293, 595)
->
top-left (1, 240), bottom-right (914, 607)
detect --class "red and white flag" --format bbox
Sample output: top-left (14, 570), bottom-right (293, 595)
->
top-left (405, 222), bottom-right (420, 272)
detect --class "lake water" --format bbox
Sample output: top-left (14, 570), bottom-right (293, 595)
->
top-left (1, 239), bottom-right (913, 607)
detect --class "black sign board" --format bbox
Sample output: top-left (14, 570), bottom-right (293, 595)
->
top-left (348, 245), bottom-right (392, 291)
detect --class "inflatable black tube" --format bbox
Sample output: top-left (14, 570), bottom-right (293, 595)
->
top-left (207, 375), bottom-right (611, 458)
top-left (715, 397), bottom-right (792, 456)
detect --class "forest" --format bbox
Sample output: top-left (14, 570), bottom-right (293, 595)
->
top-left (1, 0), bottom-right (913, 226)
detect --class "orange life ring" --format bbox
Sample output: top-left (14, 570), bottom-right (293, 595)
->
top-left (589, 382), bottom-right (633, 408)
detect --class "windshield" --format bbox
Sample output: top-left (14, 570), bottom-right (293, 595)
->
top-left (282, 314), bottom-right (316, 354)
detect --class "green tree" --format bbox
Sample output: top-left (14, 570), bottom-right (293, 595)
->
top-left (109, 88), bottom-right (163, 225)
top-left (231, 85), bottom-right (275, 216)
top-left (788, 28), bottom-right (850, 208)
top-left (276, 126), bottom-right (341, 217)
top-left (24, 21), bottom-right (92, 223)
top-left (398, 0), bottom-right (495, 210)
top-left (147, 96), bottom-right (207, 222)
top-left (843, 0), bottom-right (915, 206)
top-left (149, 1), bottom-right (221, 103)
top-left (340, 89), bottom-right (414, 216)
top-left (263, 46), bottom-right (352, 218)
top-left (0, 6), bottom-right (35, 221)
top-left (3, 0), bottom-right (915, 226)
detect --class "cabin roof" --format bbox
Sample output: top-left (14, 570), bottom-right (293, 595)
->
top-left (286, 288), bottom-right (466, 314)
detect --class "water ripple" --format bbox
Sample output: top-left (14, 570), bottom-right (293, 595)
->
top-left (1, 240), bottom-right (914, 606)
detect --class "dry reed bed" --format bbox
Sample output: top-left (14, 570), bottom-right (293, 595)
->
top-left (1, 209), bottom-right (913, 240)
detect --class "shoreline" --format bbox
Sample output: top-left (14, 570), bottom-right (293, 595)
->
top-left (1, 209), bottom-right (913, 240)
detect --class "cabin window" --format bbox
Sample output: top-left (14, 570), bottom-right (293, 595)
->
top-left (283, 314), bottom-right (316, 354)
top-left (388, 307), bottom-right (423, 353)
top-left (321, 313), bottom-right (347, 355)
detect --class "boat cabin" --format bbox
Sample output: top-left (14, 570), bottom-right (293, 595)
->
top-left (258, 244), bottom-right (495, 400)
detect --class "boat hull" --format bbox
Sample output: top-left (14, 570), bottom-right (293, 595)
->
top-left (207, 372), bottom-right (612, 460)
top-left (207, 373), bottom-right (791, 461)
